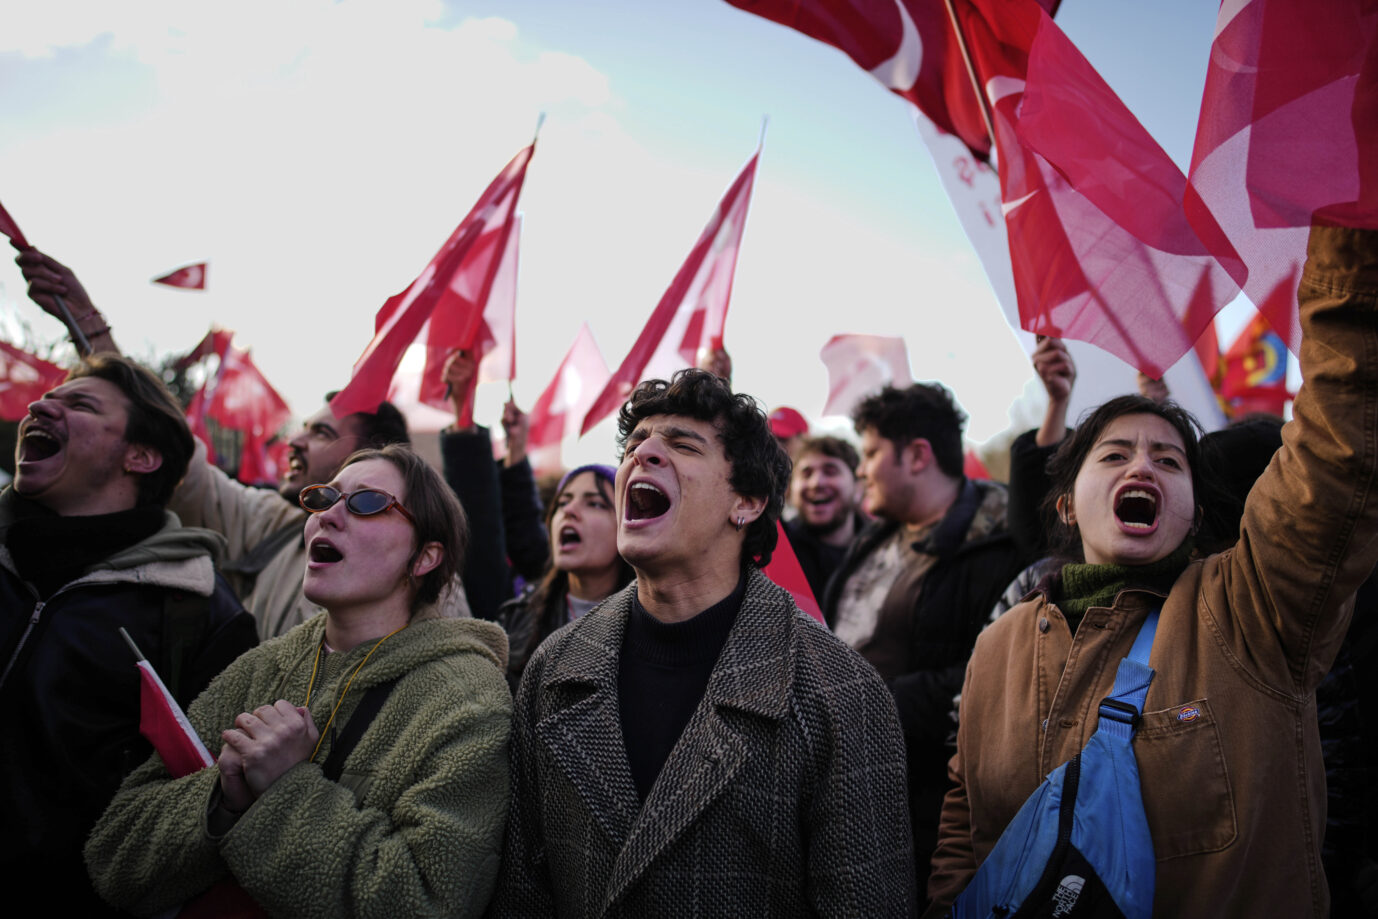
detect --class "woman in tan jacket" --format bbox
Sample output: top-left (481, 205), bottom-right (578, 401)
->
top-left (927, 226), bottom-right (1378, 918)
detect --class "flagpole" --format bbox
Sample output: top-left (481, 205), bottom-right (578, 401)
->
top-left (533, 112), bottom-right (546, 144)
top-left (758, 115), bottom-right (769, 150)
top-left (54, 294), bottom-right (91, 355)
top-left (942, 0), bottom-right (999, 172)
top-left (118, 627), bottom-right (147, 662)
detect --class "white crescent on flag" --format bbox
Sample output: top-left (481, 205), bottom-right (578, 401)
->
top-left (868, 0), bottom-right (923, 91)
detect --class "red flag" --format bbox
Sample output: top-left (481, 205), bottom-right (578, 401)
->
top-left (332, 144), bottom-right (534, 419)
top-left (963, 448), bottom-right (990, 480)
top-left (152, 262), bottom-right (208, 290)
top-left (0, 340), bottom-right (67, 421)
top-left (0, 199), bottom-right (29, 248)
top-left (528, 323), bottom-right (610, 474)
top-left (581, 151), bottom-right (759, 435)
top-left (724, 0), bottom-right (1059, 161)
top-left (136, 659), bottom-right (213, 777)
top-left (208, 347), bottom-right (292, 485)
top-left (819, 334), bottom-right (912, 418)
top-left (966, 0), bottom-right (1238, 378)
top-left (762, 521), bottom-right (824, 623)
top-left (1220, 311), bottom-right (1291, 419)
top-left (1186, 0), bottom-right (1378, 352)
top-left (174, 328), bottom-right (235, 372)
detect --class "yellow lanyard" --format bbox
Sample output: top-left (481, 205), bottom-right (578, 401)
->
top-left (303, 625), bottom-right (404, 763)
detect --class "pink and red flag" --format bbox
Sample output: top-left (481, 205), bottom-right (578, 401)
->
top-left (1186, 0), bottom-right (1378, 352)
top-left (527, 323), bottom-right (610, 474)
top-left (152, 262), bottom-right (208, 290)
top-left (0, 340), bottom-right (67, 421)
top-left (730, 0), bottom-right (1239, 379)
top-left (582, 150), bottom-right (759, 435)
top-left (819, 333), bottom-right (912, 418)
top-left (332, 144), bottom-right (534, 421)
top-left (0, 198), bottom-right (30, 248)
top-left (182, 329), bottom-right (292, 485)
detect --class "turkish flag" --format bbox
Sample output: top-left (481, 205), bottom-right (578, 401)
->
top-left (581, 150), bottom-right (759, 435)
top-left (332, 144), bottom-right (534, 419)
top-left (152, 262), bottom-right (208, 290)
top-left (0, 340), bottom-right (67, 421)
top-left (527, 323), bottom-right (610, 474)
top-left (819, 334), bottom-right (912, 419)
top-left (1186, 0), bottom-right (1378, 352)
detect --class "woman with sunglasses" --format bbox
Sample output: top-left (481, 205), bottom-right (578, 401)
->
top-left (87, 445), bottom-right (511, 918)
top-left (499, 464), bottom-right (634, 687)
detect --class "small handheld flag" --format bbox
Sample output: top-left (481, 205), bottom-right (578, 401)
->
top-left (120, 628), bottom-right (214, 778)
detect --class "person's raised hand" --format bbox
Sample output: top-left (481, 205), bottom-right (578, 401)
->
top-left (1032, 336), bottom-right (1076, 404)
top-left (502, 399), bottom-right (529, 466)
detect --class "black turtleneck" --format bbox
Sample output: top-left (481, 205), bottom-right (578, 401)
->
top-left (618, 571), bottom-right (746, 801)
top-left (4, 493), bottom-right (165, 599)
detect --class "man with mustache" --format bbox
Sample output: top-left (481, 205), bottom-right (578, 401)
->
top-left (14, 247), bottom-right (418, 638)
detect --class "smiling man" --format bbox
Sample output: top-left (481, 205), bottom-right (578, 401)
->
top-left (490, 368), bottom-right (914, 918)
top-left (784, 435), bottom-right (866, 601)
top-left (0, 354), bottom-right (256, 916)
top-left (821, 382), bottom-right (1021, 898)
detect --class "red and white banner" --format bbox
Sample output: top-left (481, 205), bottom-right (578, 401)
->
top-left (1186, 0), bottom-right (1377, 353)
top-left (581, 150), bottom-right (759, 435)
top-left (528, 323), bottom-right (610, 474)
top-left (182, 328), bottom-right (292, 485)
top-left (819, 333), bottom-right (912, 419)
top-left (332, 143), bottom-right (534, 420)
top-left (0, 198), bottom-right (30, 248)
top-left (136, 659), bottom-right (213, 777)
top-left (152, 262), bottom-right (208, 290)
top-left (0, 340), bottom-right (67, 421)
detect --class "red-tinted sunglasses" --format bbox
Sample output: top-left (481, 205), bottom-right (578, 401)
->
top-left (298, 485), bottom-right (416, 526)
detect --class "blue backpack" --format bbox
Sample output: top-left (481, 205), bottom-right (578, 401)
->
top-left (948, 610), bottom-right (1159, 919)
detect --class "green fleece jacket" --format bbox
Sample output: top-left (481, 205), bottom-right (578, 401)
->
top-left (85, 613), bottom-right (512, 919)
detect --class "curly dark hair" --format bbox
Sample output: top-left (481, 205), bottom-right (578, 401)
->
top-left (617, 368), bottom-right (791, 566)
top-left (1041, 395), bottom-right (1206, 562)
top-left (852, 383), bottom-right (967, 479)
top-left (67, 354), bottom-right (193, 508)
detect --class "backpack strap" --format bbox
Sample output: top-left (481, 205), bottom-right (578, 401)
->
top-left (320, 677), bottom-right (399, 783)
top-left (1095, 608), bottom-right (1160, 742)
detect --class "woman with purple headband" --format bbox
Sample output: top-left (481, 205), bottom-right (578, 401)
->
top-left (497, 463), bottom-right (634, 687)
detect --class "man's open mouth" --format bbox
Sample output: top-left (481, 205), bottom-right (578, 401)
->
top-left (18, 427), bottom-right (61, 463)
top-left (626, 481), bottom-right (670, 521)
top-left (1115, 488), bottom-right (1159, 530)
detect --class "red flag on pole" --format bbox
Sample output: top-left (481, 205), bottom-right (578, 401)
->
top-left (331, 143), bottom-right (534, 419)
top-left (581, 150), bottom-right (760, 435)
top-left (1185, 0), bottom-right (1378, 352)
top-left (762, 521), bottom-right (824, 623)
top-left (528, 323), bottom-right (610, 474)
top-left (152, 263), bottom-right (208, 290)
top-left (0, 340), bottom-right (67, 421)
top-left (819, 333), bottom-right (912, 419)
top-left (0, 199), bottom-right (30, 248)
top-left (120, 629), bottom-right (213, 778)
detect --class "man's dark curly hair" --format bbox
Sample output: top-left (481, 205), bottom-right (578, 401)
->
top-left (617, 368), bottom-right (791, 566)
top-left (852, 383), bottom-right (967, 479)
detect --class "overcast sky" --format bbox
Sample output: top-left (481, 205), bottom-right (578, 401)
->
top-left (0, 0), bottom-right (1232, 466)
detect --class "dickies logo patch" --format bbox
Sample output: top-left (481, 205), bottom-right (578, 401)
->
top-left (1177, 706), bottom-right (1201, 723)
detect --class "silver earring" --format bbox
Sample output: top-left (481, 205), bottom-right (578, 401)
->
top-left (734, 516), bottom-right (744, 531)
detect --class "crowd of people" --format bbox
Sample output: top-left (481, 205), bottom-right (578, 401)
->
top-left (1, 223), bottom-right (1376, 918)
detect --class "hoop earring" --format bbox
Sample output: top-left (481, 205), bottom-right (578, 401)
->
top-left (734, 516), bottom-right (744, 531)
